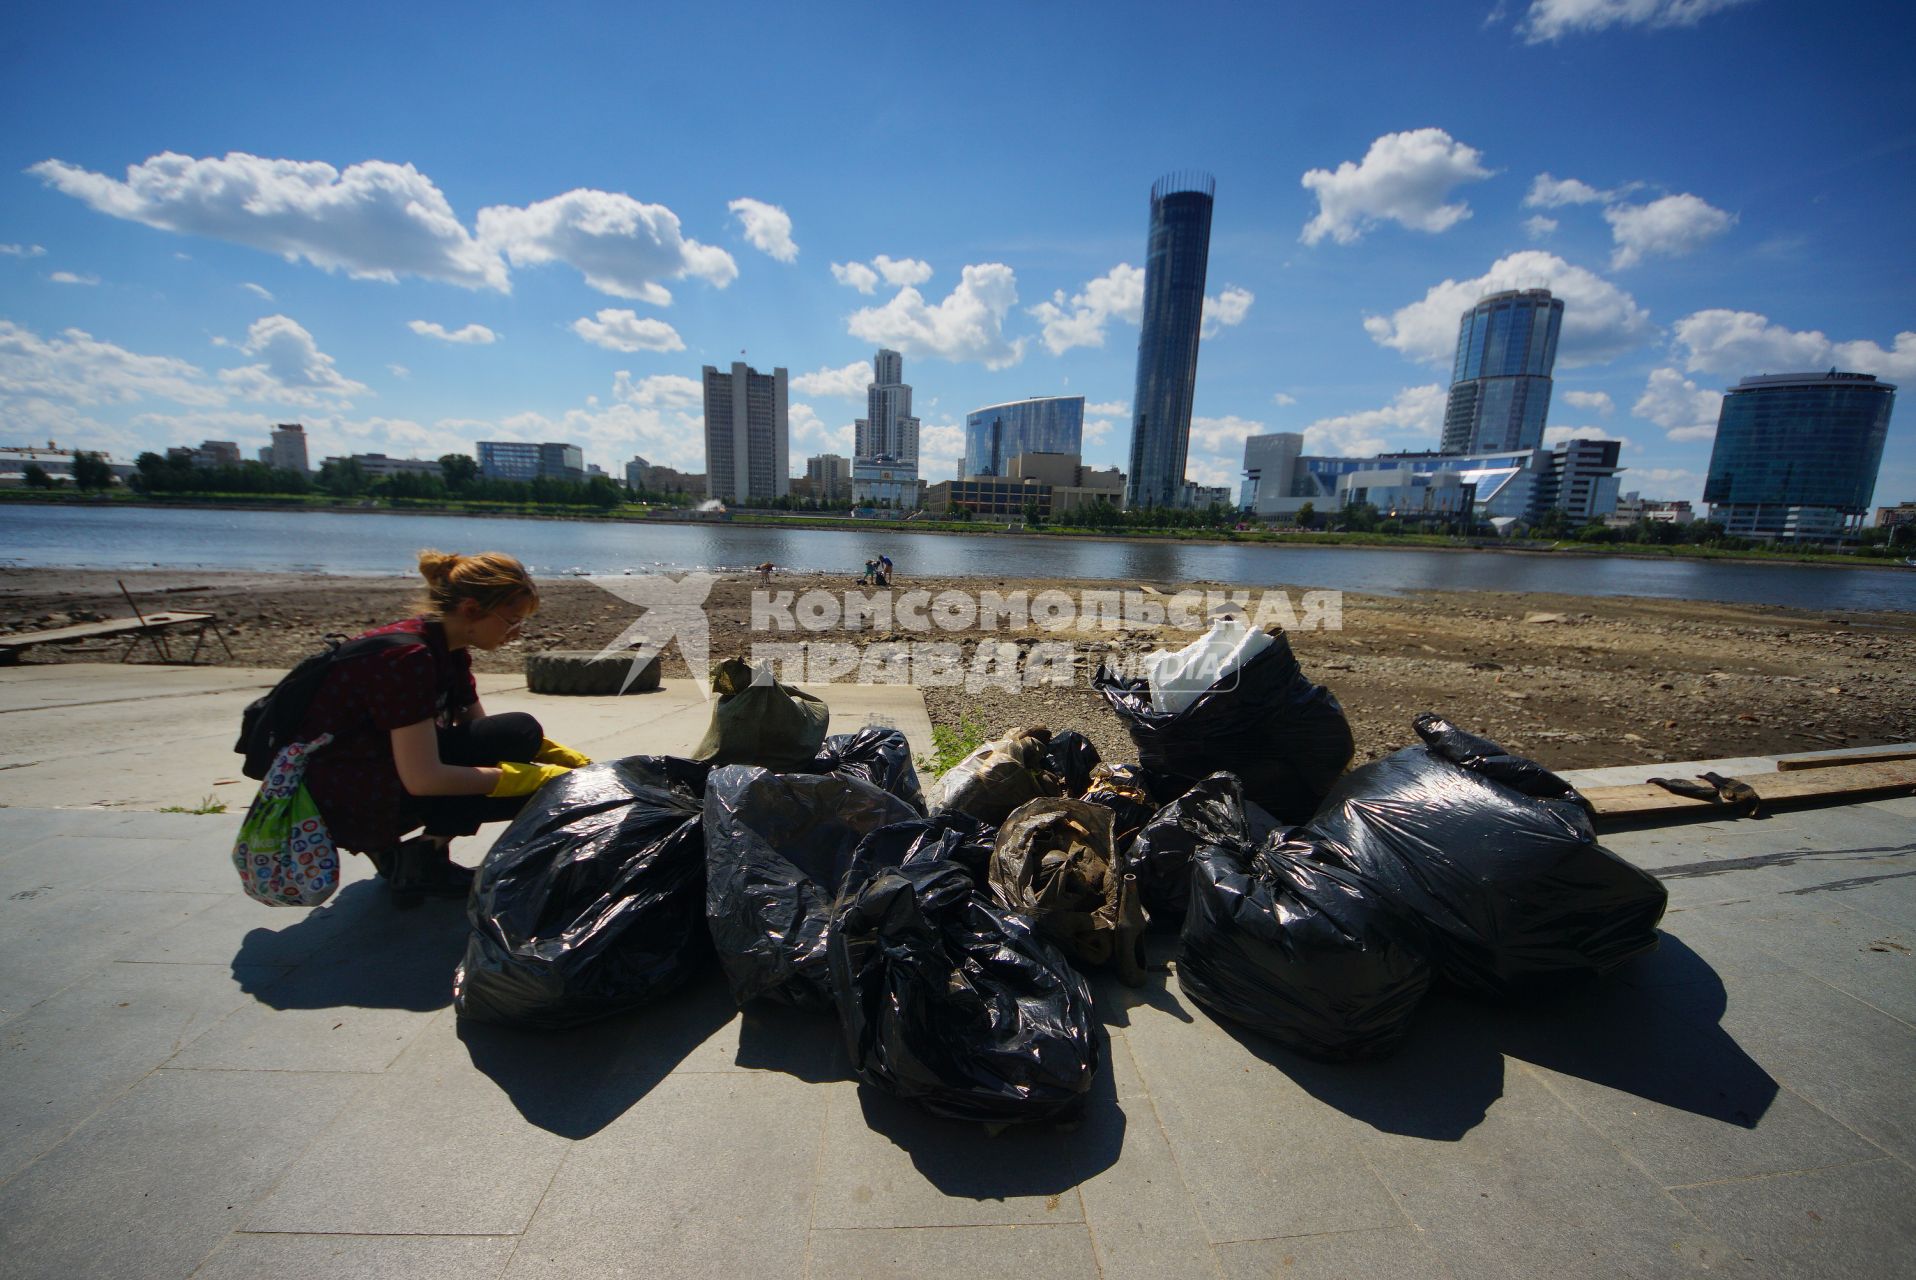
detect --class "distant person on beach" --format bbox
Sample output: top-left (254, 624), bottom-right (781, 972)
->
top-left (296, 550), bottom-right (590, 907)
top-left (860, 558), bottom-right (878, 585)
top-left (756, 561), bottom-right (775, 585)
top-left (878, 553), bottom-right (893, 582)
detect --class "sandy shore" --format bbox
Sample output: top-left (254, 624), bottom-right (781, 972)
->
top-left (4, 566), bottom-right (1913, 772)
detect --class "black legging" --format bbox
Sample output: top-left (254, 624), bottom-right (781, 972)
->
top-left (419, 711), bottom-right (544, 837)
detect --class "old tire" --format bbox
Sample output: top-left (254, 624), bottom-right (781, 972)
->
top-left (525, 649), bottom-right (661, 695)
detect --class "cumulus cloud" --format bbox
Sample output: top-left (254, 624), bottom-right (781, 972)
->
top-left (1520, 0), bottom-right (1756, 43)
top-left (1, 243), bottom-right (47, 257)
top-left (1543, 424), bottom-right (1632, 447)
top-left (789, 402), bottom-right (855, 455)
top-left (791, 361), bottom-right (872, 398)
top-left (218, 314), bottom-right (368, 406)
top-left (1672, 309), bottom-right (1916, 380)
top-left (1299, 128), bottom-right (1493, 246)
top-left (1028, 263), bottom-right (1144, 355)
top-left (388, 363), bottom-right (410, 378)
top-left (1200, 286), bottom-right (1255, 338)
top-left (1083, 418), bottom-right (1114, 445)
top-left (0, 319), bottom-right (225, 407)
top-left (1605, 193), bottom-right (1735, 268)
top-left (1271, 392), bottom-right (1298, 406)
top-left (1189, 414), bottom-right (1268, 458)
top-left (48, 271), bottom-right (99, 285)
top-left (1085, 399), bottom-right (1129, 416)
top-left (1524, 215), bottom-right (1559, 239)
top-left (1561, 389), bottom-right (1615, 415)
top-left (1524, 173), bottom-right (1610, 208)
top-left (409, 319), bottom-right (498, 345)
top-left (846, 263), bottom-right (1025, 369)
top-left (612, 371), bottom-right (702, 408)
top-left (570, 309), bottom-right (683, 353)
top-left (874, 255), bottom-right (932, 287)
top-left (916, 420), bottom-right (967, 482)
top-left (1298, 384), bottom-right (1448, 455)
top-left (1633, 367), bottom-right (1723, 441)
top-left (1365, 250), bottom-right (1655, 368)
top-left (478, 189), bottom-right (737, 304)
top-left (831, 261), bottom-right (880, 294)
top-left (241, 282), bottom-right (274, 301)
top-left (727, 197), bottom-right (797, 263)
top-left (31, 151), bottom-right (509, 290)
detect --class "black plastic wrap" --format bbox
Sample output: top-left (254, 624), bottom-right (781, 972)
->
top-left (848, 811), bottom-right (998, 889)
top-left (1178, 833), bottom-right (1432, 1061)
top-left (453, 756), bottom-right (712, 1029)
top-left (1080, 762), bottom-right (1158, 858)
top-left (1129, 771), bottom-right (1252, 927)
top-left (811, 727), bottom-right (927, 814)
top-left (1040, 730), bottom-right (1102, 797)
top-left (830, 858), bottom-right (1101, 1123)
top-left (1294, 714), bottom-right (1667, 999)
top-left (703, 765), bottom-right (922, 1011)
top-left (1094, 631), bottom-right (1354, 822)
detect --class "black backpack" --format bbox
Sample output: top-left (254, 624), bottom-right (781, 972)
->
top-left (234, 633), bottom-right (419, 779)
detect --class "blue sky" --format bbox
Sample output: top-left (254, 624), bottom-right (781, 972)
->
top-left (3, 0), bottom-right (1912, 512)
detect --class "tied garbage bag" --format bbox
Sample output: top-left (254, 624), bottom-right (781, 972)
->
top-left (693, 658), bottom-right (830, 770)
top-left (1295, 714), bottom-right (1668, 1000)
top-left (1179, 831), bottom-right (1432, 1061)
top-left (830, 859), bottom-right (1102, 1124)
top-left (847, 811), bottom-right (998, 890)
top-left (1040, 730), bottom-right (1103, 797)
top-left (989, 799), bottom-right (1144, 979)
top-left (704, 765), bottom-right (922, 1011)
top-left (454, 756), bottom-right (711, 1029)
top-left (927, 726), bottom-right (1062, 825)
top-left (1095, 629), bottom-right (1353, 823)
top-left (811, 727), bottom-right (926, 814)
top-left (1129, 772), bottom-right (1252, 927)
top-left (1080, 762), bottom-right (1157, 858)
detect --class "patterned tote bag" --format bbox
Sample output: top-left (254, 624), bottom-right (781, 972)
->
top-left (231, 733), bottom-right (340, 906)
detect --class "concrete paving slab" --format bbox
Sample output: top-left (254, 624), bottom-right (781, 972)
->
top-left (190, 1232), bottom-right (516, 1280)
top-left (806, 1224), bottom-right (1102, 1279)
top-left (0, 886), bottom-right (229, 1021)
top-left (1214, 1229), bottom-right (1460, 1279)
top-left (0, 832), bottom-right (184, 902)
top-left (1670, 1158), bottom-right (1916, 1278)
top-left (0, 1067), bottom-right (362, 1280)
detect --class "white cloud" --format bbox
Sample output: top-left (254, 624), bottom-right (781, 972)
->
top-left (0, 319), bottom-right (225, 407)
top-left (1299, 384), bottom-right (1448, 455)
top-left (1028, 263), bottom-right (1144, 355)
top-left (873, 255), bottom-right (932, 287)
top-left (1561, 389), bottom-right (1615, 415)
top-left (31, 151), bottom-right (509, 290)
top-left (1271, 391), bottom-right (1298, 407)
top-left (1543, 424), bottom-right (1632, 447)
top-left (1365, 250), bottom-right (1655, 368)
top-left (1189, 414), bottom-right (1268, 457)
top-left (1524, 215), bottom-right (1559, 239)
top-left (241, 282), bottom-right (274, 301)
top-left (387, 363), bottom-right (410, 378)
top-left (789, 402), bottom-right (854, 456)
top-left (477, 189), bottom-right (737, 304)
top-left (570, 309), bottom-right (683, 353)
top-left (1524, 173), bottom-right (1609, 208)
top-left (727, 197), bottom-right (797, 263)
top-left (1200, 286), bottom-right (1254, 338)
top-left (218, 314), bottom-right (368, 407)
top-left (1521, 0), bottom-right (1756, 43)
top-left (831, 261), bottom-right (880, 294)
top-left (1605, 193), bottom-right (1735, 268)
top-left (791, 361), bottom-right (872, 398)
top-left (1085, 399), bottom-right (1129, 416)
top-left (48, 271), bottom-right (99, 285)
top-left (1, 243), bottom-right (47, 257)
top-left (1672, 309), bottom-right (1916, 380)
top-left (916, 420), bottom-right (967, 481)
top-left (1299, 128), bottom-right (1493, 246)
top-left (1633, 367), bottom-right (1722, 441)
top-left (611, 371), bottom-right (702, 408)
top-left (846, 263), bottom-right (1025, 369)
top-left (1084, 418), bottom-right (1114, 445)
top-left (409, 319), bottom-right (499, 345)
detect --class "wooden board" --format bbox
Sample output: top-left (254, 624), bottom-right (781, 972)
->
top-left (1775, 747), bottom-right (1916, 772)
top-left (1586, 760), bottom-right (1916, 821)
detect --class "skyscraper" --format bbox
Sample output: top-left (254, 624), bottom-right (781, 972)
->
top-left (267, 423), bottom-right (310, 474)
top-left (1126, 172), bottom-right (1215, 509)
top-left (1703, 371), bottom-right (1895, 541)
top-left (853, 347), bottom-right (920, 508)
top-left (1440, 288), bottom-right (1563, 455)
top-left (703, 361), bottom-right (789, 504)
top-left (963, 396), bottom-right (1084, 477)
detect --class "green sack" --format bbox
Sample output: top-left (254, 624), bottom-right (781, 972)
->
top-left (692, 658), bottom-right (830, 770)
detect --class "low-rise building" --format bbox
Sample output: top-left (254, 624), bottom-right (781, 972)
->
top-left (926, 476), bottom-right (1052, 519)
top-left (322, 453), bottom-right (443, 480)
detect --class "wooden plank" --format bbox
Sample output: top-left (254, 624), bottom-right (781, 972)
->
top-left (1776, 747), bottom-right (1916, 772)
top-left (1586, 760), bottom-right (1916, 820)
top-left (0, 612), bottom-right (215, 652)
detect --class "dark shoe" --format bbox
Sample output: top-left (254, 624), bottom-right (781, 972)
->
top-left (389, 837), bottom-right (473, 909)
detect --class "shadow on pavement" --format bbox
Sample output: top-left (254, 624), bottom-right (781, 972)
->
top-left (233, 881), bottom-right (470, 1012)
top-left (1216, 933), bottom-right (1777, 1141)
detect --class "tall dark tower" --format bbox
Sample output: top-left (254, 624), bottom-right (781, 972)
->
top-left (1440, 288), bottom-right (1563, 455)
top-left (1126, 172), bottom-right (1215, 509)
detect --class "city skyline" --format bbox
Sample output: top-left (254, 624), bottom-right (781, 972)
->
top-left (1, 1), bottom-right (1912, 512)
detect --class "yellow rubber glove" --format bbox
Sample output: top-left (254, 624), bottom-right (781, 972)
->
top-left (533, 737), bottom-right (593, 768)
top-left (488, 761), bottom-right (572, 798)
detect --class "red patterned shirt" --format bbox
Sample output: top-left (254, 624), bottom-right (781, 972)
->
top-left (298, 617), bottom-right (478, 852)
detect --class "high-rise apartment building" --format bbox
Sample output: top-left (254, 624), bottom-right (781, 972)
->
top-left (267, 423), bottom-right (310, 474)
top-left (1541, 437), bottom-right (1624, 521)
top-left (703, 361), bottom-right (789, 504)
top-left (963, 396), bottom-right (1084, 477)
top-left (806, 453), bottom-right (851, 503)
top-left (1703, 371), bottom-right (1895, 541)
top-left (1126, 172), bottom-right (1215, 509)
top-left (1440, 288), bottom-right (1563, 455)
top-left (853, 348), bottom-right (919, 508)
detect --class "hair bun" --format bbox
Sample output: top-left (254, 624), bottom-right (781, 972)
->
top-left (416, 549), bottom-right (461, 584)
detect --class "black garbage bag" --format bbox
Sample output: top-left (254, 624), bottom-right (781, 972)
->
top-left (1294, 714), bottom-right (1667, 999)
top-left (811, 727), bottom-right (926, 814)
top-left (704, 765), bottom-right (922, 1011)
top-left (830, 858), bottom-right (1101, 1123)
top-left (1080, 762), bottom-right (1158, 858)
top-left (453, 756), bottom-right (712, 1029)
top-left (1094, 630), bottom-right (1353, 822)
top-left (848, 811), bottom-right (998, 890)
top-left (1129, 772), bottom-right (1251, 928)
top-left (1179, 832), bottom-right (1432, 1061)
top-left (1040, 730), bottom-right (1102, 797)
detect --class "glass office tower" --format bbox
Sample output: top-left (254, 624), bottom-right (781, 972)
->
top-left (1440, 288), bottom-right (1563, 454)
top-left (1703, 371), bottom-right (1895, 540)
top-left (1126, 172), bottom-right (1214, 509)
top-left (962, 396), bottom-right (1084, 476)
